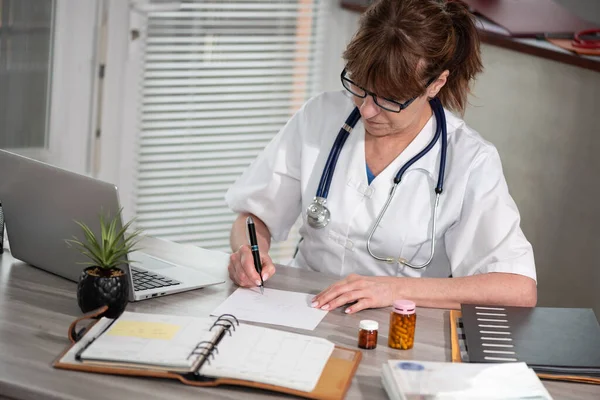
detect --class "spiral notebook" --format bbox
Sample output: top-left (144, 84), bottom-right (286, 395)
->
top-left (71, 312), bottom-right (223, 372)
top-left (53, 307), bottom-right (362, 399)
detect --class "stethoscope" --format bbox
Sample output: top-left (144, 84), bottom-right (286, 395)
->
top-left (306, 97), bottom-right (448, 269)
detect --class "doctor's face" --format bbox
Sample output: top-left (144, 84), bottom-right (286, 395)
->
top-left (342, 69), bottom-right (431, 138)
top-left (351, 92), bottom-right (432, 138)
top-left (342, 68), bottom-right (448, 138)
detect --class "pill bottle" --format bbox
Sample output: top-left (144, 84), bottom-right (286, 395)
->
top-left (388, 299), bottom-right (416, 350)
top-left (358, 320), bottom-right (378, 349)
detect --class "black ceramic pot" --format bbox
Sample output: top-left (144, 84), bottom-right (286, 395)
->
top-left (77, 266), bottom-right (129, 318)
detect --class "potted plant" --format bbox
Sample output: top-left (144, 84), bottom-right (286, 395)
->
top-left (66, 209), bottom-right (142, 318)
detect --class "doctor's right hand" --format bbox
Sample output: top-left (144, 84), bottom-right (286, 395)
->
top-left (228, 244), bottom-right (276, 288)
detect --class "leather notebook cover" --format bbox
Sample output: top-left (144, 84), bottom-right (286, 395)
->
top-left (449, 309), bottom-right (600, 385)
top-left (460, 305), bottom-right (600, 376)
top-left (52, 307), bottom-right (362, 400)
top-left (459, 0), bottom-right (597, 37)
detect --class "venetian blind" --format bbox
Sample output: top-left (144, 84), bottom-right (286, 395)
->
top-left (132, 0), bottom-right (327, 262)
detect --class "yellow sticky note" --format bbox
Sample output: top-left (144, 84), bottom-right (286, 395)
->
top-left (107, 320), bottom-right (181, 340)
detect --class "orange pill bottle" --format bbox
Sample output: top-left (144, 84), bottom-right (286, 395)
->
top-left (357, 320), bottom-right (379, 349)
top-left (388, 299), bottom-right (416, 350)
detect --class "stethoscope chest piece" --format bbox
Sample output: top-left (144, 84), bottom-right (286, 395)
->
top-left (307, 197), bottom-right (330, 229)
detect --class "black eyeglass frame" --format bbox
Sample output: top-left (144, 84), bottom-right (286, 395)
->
top-left (340, 68), bottom-right (436, 113)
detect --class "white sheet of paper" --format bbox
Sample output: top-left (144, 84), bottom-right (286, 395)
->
top-left (211, 287), bottom-right (328, 330)
top-left (383, 360), bottom-right (553, 400)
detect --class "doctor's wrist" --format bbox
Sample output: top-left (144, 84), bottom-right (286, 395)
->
top-left (391, 276), bottom-right (410, 304)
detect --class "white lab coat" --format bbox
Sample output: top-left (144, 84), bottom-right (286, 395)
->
top-left (225, 91), bottom-right (536, 281)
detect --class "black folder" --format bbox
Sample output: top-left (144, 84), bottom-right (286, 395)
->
top-left (460, 305), bottom-right (600, 378)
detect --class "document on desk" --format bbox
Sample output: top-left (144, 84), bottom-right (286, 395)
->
top-left (211, 287), bottom-right (328, 330)
top-left (382, 360), bottom-right (553, 400)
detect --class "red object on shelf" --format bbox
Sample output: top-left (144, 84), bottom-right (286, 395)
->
top-left (572, 29), bottom-right (600, 49)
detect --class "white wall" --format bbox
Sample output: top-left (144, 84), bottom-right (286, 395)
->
top-left (320, 8), bottom-right (600, 314)
top-left (320, 7), bottom-right (359, 92)
top-left (465, 45), bottom-right (600, 314)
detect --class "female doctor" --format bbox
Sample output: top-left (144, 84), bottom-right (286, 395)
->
top-left (225, 0), bottom-right (537, 313)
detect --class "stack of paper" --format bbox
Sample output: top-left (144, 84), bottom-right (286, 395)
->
top-left (382, 360), bottom-right (552, 400)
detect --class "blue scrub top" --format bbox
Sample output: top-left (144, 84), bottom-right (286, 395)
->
top-left (366, 163), bottom-right (376, 185)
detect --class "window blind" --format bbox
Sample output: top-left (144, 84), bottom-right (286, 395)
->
top-left (133, 0), bottom-right (327, 262)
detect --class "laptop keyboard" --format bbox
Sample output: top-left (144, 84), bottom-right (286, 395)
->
top-left (131, 266), bottom-right (182, 292)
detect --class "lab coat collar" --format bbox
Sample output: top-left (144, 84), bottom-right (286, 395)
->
top-left (346, 110), bottom-right (439, 191)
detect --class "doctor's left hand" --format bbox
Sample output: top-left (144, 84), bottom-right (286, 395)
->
top-left (311, 274), bottom-right (398, 314)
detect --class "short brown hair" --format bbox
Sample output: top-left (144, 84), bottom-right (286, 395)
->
top-left (343, 0), bottom-right (483, 114)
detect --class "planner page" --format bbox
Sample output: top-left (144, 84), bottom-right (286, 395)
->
top-left (200, 323), bottom-right (335, 392)
top-left (80, 312), bottom-right (219, 371)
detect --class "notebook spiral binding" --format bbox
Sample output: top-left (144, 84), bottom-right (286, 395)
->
top-left (187, 341), bottom-right (218, 362)
top-left (186, 314), bottom-right (240, 365)
top-left (210, 313), bottom-right (239, 336)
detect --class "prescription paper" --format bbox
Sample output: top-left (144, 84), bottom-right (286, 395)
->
top-left (211, 287), bottom-right (328, 330)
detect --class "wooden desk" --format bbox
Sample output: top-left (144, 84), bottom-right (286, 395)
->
top-left (0, 237), bottom-right (598, 399)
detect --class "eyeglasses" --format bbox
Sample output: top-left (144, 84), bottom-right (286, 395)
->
top-left (341, 68), bottom-right (434, 113)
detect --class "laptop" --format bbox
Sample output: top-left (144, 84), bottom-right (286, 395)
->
top-left (0, 149), bottom-right (225, 301)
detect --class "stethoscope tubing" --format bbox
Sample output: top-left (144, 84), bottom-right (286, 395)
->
top-left (366, 99), bottom-right (446, 268)
top-left (391, 97), bottom-right (446, 192)
top-left (316, 108), bottom-right (361, 198)
top-left (308, 97), bottom-right (447, 269)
